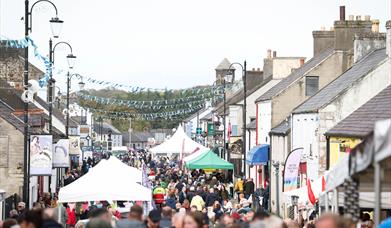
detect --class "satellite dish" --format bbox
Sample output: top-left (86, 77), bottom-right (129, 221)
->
top-left (21, 90), bottom-right (34, 103)
top-left (62, 108), bottom-right (68, 116)
top-left (28, 80), bottom-right (40, 94)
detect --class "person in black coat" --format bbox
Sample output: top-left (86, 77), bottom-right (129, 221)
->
top-left (205, 188), bottom-right (220, 207)
top-left (244, 178), bottom-right (255, 199)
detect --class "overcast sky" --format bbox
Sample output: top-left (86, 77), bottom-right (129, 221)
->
top-left (1, 0), bottom-right (390, 92)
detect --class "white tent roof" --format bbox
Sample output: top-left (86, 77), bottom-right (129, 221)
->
top-left (325, 154), bottom-right (349, 192)
top-left (58, 157), bottom-right (150, 202)
top-left (150, 125), bottom-right (208, 155)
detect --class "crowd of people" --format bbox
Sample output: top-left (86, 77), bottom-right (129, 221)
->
top-left (0, 150), bottom-right (389, 228)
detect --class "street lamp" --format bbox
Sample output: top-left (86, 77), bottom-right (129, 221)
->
top-left (224, 62), bottom-right (247, 172)
top-left (222, 73), bottom-right (234, 161)
top-left (23, 0), bottom-right (63, 204)
top-left (49, 41), bottom-right (76, 134)
top-left (66, 73), bottom-right (84, 136)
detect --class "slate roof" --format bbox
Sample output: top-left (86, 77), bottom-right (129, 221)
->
top-left (270, 117), bottom-right (291, 135)
top-left (255, 48), bottom-right (334, 102)
top-left (325, 85), bottom-right (391, 138)
top-left (93, 122), bottom-right (121, 134)
top-left (246, 119), bottom-right (256, 129)
top-left (34, 95), bottom-right (67, 125)
top-left (0, 100), bottom-right (24, 132)
top-left (123, 132), bottom-right (153, 144)
top-left (293, 48), bottom-right (387, 114)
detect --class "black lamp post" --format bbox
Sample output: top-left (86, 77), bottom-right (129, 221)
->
top-left (66, 73), bottom-right (84, 136)
top-left (224, 62), bottom-right (247, 176)
top-left (23, 0), bottom-right (63, 204)
top-left (49, 41), bottom-right (76, 134)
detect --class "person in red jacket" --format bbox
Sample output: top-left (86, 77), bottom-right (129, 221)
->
top-left (66, 205), bottom-right (76, 228)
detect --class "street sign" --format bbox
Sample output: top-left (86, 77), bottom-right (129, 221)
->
top-left (196, 127), bottom-right (202, 135)
top-left (207, 123), bottom-right (215, 136)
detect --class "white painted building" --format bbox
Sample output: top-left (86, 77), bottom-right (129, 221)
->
top-left (292, 44), bottom-right (391, 178)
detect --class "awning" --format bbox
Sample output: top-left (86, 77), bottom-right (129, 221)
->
top-left (246, 144), bottom-right (269, 165)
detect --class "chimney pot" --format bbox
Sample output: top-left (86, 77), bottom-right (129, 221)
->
top-left (365, 15), bottom-right (371, 21)
top-left (356, 15), bottom-right (361, 21)
top-left (320, 26), bottom-right (325, 31)
top-left (267, 49), bottom-right (272, 59)
top-left (273, 51), bottom-right (277, 58)
top-left (300, 58), bottom-right (305, 66)
top-left (339, 6), bottom-right (345, 21)
top-left (348, 15), bottom-right (354, 21)
top-left (372, 19), bottom-right (380, 33)
top-left (257, 68), bottom-right (260, 71)
top-left (252, 68), bottom-right (255, 71)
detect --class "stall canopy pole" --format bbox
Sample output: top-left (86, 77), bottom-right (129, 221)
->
top-left (374, 162), bottom-right (381, 227)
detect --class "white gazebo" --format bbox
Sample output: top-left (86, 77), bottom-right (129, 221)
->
top-left (150, 125), bottom-right (208, 158)
top-left (58, 156), bottom-right (150, 202)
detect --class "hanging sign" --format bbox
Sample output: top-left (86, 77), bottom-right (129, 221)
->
top-left (30, 135), bottom-right (53, 176)
top-left (68, 136), bottom-right (81, 155)
top-left (52, 139), bottom-right (70, 168)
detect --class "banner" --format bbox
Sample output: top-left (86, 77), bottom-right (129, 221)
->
top-left (52, 139), bottom-right (70, 168)
top-left (30, 135), bottom-right (53, 176)
top-left (69, 136), bottom-right (81, 155)
top-left (283, 148), bottom-right (303, 192)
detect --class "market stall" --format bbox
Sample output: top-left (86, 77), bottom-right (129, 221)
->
top-left (185, 150), bottom-right (234, 170)
top-left (58, 157), bottom-right (151, 202)
top-left (150, 125), bottom-right (208, 157)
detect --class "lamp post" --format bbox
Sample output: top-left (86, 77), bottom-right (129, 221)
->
top-left (49, 40), bottom-right (76, 134)
top-left (66, 73), bottom-right (85, 136)
top-left (272, 161), bottom-right (281, 216)
top-left (23, 0), bottom-right (63, 204)
top-left (222, 73), bottom-right (234, 161)
top-left (226, 61), bottom-right (247, 176)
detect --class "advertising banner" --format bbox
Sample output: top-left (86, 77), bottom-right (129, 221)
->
top-left (69, 136), bottom-right (81, 155)
top-left (53, 139), bottom-right (70, 168)
top-left (283, 148), bottom-right (303, 192)
top-left (30, 135), bottom-right (53, 176)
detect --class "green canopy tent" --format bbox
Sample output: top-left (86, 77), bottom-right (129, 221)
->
top-left (185, 150), bottom-right (234, 170)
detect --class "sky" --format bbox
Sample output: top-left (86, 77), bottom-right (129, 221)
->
top-left (1, 0), bottom-right (390, 92)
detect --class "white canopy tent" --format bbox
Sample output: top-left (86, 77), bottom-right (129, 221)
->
top-left (150, 125), bottom-right (208, 157)
top-left (58, 157), bottom-right (150, 202)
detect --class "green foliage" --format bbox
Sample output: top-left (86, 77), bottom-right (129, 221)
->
top-left (79, 87), bottom-right (206, 132)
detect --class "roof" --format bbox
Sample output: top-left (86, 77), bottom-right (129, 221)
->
top-left (122, 131), bottom-right (153, 144)
top-left (255, 48), bottom-right (334, 102)
top-left (270, 118), bottom-right (291, 135)
top-left (246, 119), bottom-right (256, 129)
top-left (0, 100), bottom-right (24, 132)
top-left (200, 112), bottom-right (212, 121)
top-left (215, 58), bottom-right (232, 70)
top-left (93, 122), bottom-right (121, 135)
top-left (293, 48), bottom-right (387, 114)
top-left (325, 85), bottom-right (391, 138)
top-left (34, 96), bottom-right (67, 125)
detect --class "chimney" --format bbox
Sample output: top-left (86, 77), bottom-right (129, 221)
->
top-left (313, 29), bottom-right (335, 56)
top-left (354, 29), bottom-right (386, 63)
top-left (273, 51), bottom-right (277, 58)
top-left (372, 19), bottom-right (380, 33)
top-left (267, 49), bottom-right (272, 59)
top-left (386, 20), bottom-right (391, 58)
top-left (334, 6), bottom-right (372, 51)
top-left (300, 58), bottom-right (305, 66)
top-left (252, 68), bottom-right (255, 71)
top-left (257, 68), bottom-right (260, 71)
top-left (340, 6), bottom-right (345, 21)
